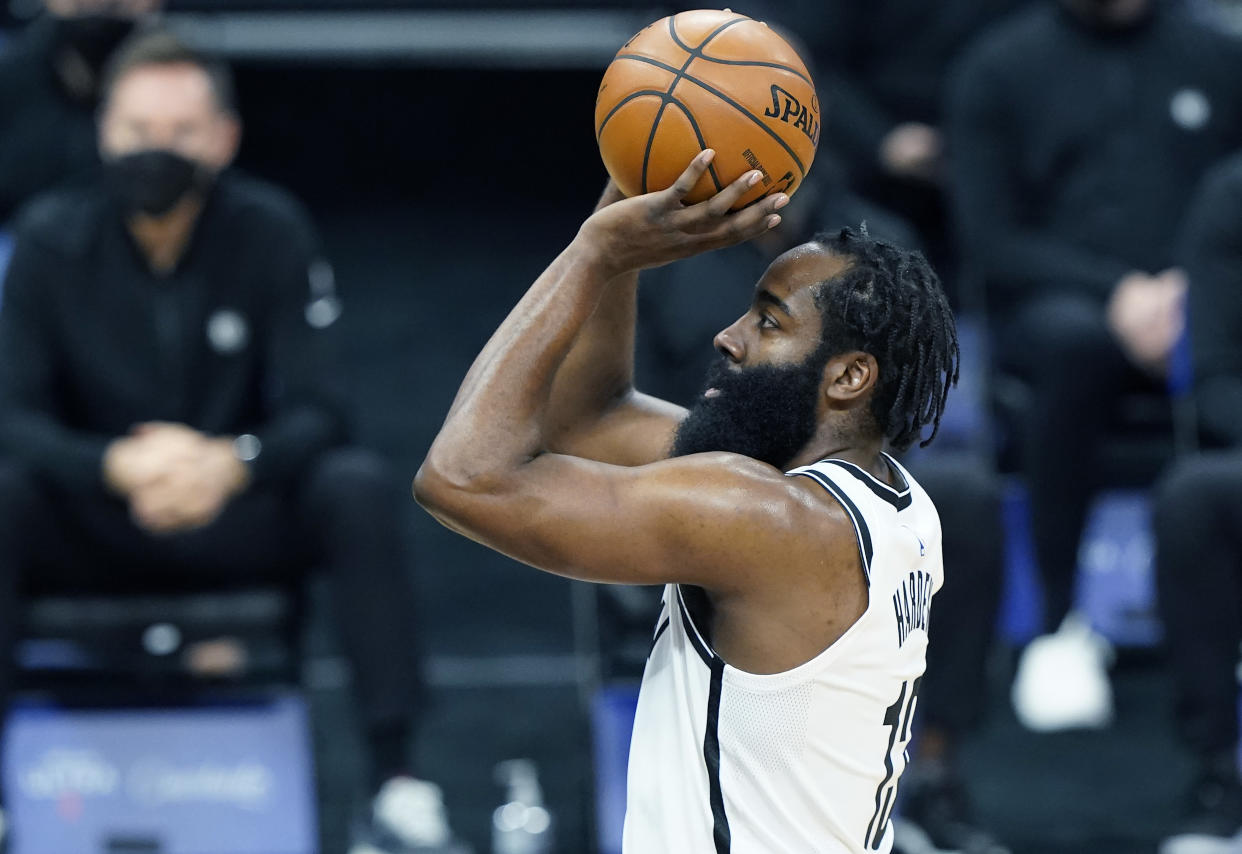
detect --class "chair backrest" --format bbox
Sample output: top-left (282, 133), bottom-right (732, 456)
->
top-left (1167, 317), bottom-right (1201, 455)
top-left (18, 587), bottom-right (305, 694)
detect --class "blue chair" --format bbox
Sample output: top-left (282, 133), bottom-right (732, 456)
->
top-left (591, 683), bottom-right (640, 854)
top-left (928, 313), bottom-right (990, 451)
top-left (4, 693), bottom-right (317, 854)
top-left (0, 228), bottom-right (13, 309)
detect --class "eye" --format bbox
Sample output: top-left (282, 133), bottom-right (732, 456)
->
top-left (757, 312), bottom-right (779, 330)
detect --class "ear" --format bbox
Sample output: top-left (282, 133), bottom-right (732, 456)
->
top-left (822, 351), bottom-right (878, 406)
top-left (210, 113), bottom-right (242, 170)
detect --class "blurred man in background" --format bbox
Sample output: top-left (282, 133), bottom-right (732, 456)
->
top-left (949, 0), bottom-right (1242, 732)
top-left (1154, 152), bottom-right (1242, 854)
top-left (0, 0), bottom-right (161, 225)
top-left (752, 0), bottom-right (1028, 291)
top-left (0, 32), bottom-right (460, 854)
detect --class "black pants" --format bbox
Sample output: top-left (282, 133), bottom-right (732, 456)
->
top-left (0, 447), bottom-right (423, 788)
top-left (1155, 450), bottom-right (1242, 759)
top-left (998, 293), bottom-right (1158, 631)
top-left (908, 454), bottom-right (1005, 737)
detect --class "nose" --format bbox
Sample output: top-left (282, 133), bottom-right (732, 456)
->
top-left (714, 321), bottom-right (745, 364)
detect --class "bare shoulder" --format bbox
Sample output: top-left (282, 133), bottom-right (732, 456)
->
top-left (661, 451), bottom-right (856, 520)
top-left (418, 443), bottom-right (862, 592)
top-left (658, 453), bottom-right (869, 669)
top-left (642, 452), bottom-right (863, 585)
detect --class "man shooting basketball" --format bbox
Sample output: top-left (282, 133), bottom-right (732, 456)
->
top-left (416, 152), bottom-right (957, 854)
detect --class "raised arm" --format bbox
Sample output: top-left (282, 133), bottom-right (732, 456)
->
top-left (544, 181), bottom-right (686, 466)
top-left (416, 154), bottom-right (812, 587)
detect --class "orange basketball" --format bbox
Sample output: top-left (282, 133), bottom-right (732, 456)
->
top-left (595, 9), bottom-right (820, 209)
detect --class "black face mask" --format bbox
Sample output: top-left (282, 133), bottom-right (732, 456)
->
top-left (670, 350), bottom-right (827, 470)
top-left (53, 15), bottom-right (137, 73)
top-left (104, 150), bottom-right (215, 217)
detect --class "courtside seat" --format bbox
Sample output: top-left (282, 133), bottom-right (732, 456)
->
top-left (0, 228), bottom-right (13, 305)
top-left (991, 372), bottom-right (1177, 485)
top-left (17, 585), bottom-right (304, 696)
top-left (7, 586), bottom-right (318, 854)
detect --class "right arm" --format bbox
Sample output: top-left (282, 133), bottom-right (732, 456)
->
top-left (543, 181), bottom-right (687, 466)
top-left (0, 229), bottom-right (116, 491)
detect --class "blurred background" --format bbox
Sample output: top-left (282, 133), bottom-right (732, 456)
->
top-left (3, 1), bottom-right (1242, 853)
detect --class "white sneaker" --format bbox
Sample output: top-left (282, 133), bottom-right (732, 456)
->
top-left (374, 776), bottom-right (453, 848)
top-left (349, 844), bottom-right (389, 854)
top-left (1011, 613), bottom-right (1114, 732)
top-left (1158, 833), bottom-right (1242, 854)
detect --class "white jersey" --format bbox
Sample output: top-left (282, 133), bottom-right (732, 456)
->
top-left (622, 453), bottom-right (943, 854)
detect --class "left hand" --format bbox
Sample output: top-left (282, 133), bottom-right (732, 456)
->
top-left (879, 122), bottom-right (944, 183)
top-left (577, 150), bottom-right (788, 278)
top-left (127, 427), bottom-right (251, 535)
top-left (1107, 268), bottom-right (1187, 376)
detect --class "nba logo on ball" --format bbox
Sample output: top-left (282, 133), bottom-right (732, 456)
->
top-left (596, 9), bottom-right (819, 210)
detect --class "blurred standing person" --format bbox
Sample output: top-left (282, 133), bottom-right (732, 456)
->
top-left (949, 0), bottom-right (1242, 731)
top-left (0, 32), bottom-right (463, 854)
top-left (0, 0), bottom-right (161, 225)
top-left (751, 0), bottom-right (1029, 292)
top-left (1154, 152), bottom-right (1242, 854)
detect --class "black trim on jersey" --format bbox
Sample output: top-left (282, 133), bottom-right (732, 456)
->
top-left (704, 656), bottom-right (732, 854)
top-left (676, 585), bottom-right (715, 665)
top-left (791, 469), bottom-right (874, 581)
top-left (821, 455), bottom-right (913, 511)
top-left (649, 617), bottom-right (671, 656)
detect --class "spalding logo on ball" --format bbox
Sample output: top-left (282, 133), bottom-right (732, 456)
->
top-left (596, 9), bottom-right (819, 209)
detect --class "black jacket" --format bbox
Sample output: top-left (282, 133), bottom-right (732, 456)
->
top-left (782, 0), bottom-right (1027, 183)
top-left (0, 171), bottom-right (347, 492)
top-left (948, 2), bottom-right (1242, 313)
top-left (1181, 151), bottom-right (1242, 449)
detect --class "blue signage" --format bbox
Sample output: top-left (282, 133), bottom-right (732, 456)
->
top-left (4, 693), bottom-right (317, 854)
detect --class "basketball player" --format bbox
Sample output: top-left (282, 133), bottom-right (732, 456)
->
top-left (415, 151), bottom-right (957, 853)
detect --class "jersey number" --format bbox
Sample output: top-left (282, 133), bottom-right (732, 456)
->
top-left (863, 677), bottom-right (922, 850)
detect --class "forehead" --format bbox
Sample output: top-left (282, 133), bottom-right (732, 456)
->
top-left (108, 63), bottom-right (217, 116)
top-left (755, 243), bottom-right (852, 308)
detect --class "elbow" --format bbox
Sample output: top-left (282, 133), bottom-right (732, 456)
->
top-left (412, 458), bottom-right (461, 517)
top-left (412, 455), bottom-right (505, 522)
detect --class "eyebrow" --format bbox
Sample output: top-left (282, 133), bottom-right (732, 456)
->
top-left (755, 288), bottom-right (793, 316)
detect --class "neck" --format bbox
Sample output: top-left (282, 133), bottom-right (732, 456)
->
top-left (126, 195), bottom-right (203, 275)
top-left (789, 431), bottom-right (888, 480)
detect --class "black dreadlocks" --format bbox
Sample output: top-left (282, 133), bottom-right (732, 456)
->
top-left (810, 227), bottom-right (959, 451)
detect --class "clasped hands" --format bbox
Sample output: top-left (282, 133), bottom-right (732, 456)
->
top-left (103, 422), bottom-right (251, 535)
top-left (1107, 268), bottom-right (1187, 377)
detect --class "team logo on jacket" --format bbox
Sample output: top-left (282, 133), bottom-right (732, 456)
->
top-left (207, 309), bottom-right (249, 354)
top-left (1170, 88), bottom-right (1211, 131)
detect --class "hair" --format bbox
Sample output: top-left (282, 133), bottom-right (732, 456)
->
top-left (809, 226), bottom-right (959, 451)
top-left (101, 30), bottom-right (237, 115)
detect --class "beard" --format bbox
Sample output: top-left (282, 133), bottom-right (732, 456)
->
top-left (670, 353), bottom-right (825, 470)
